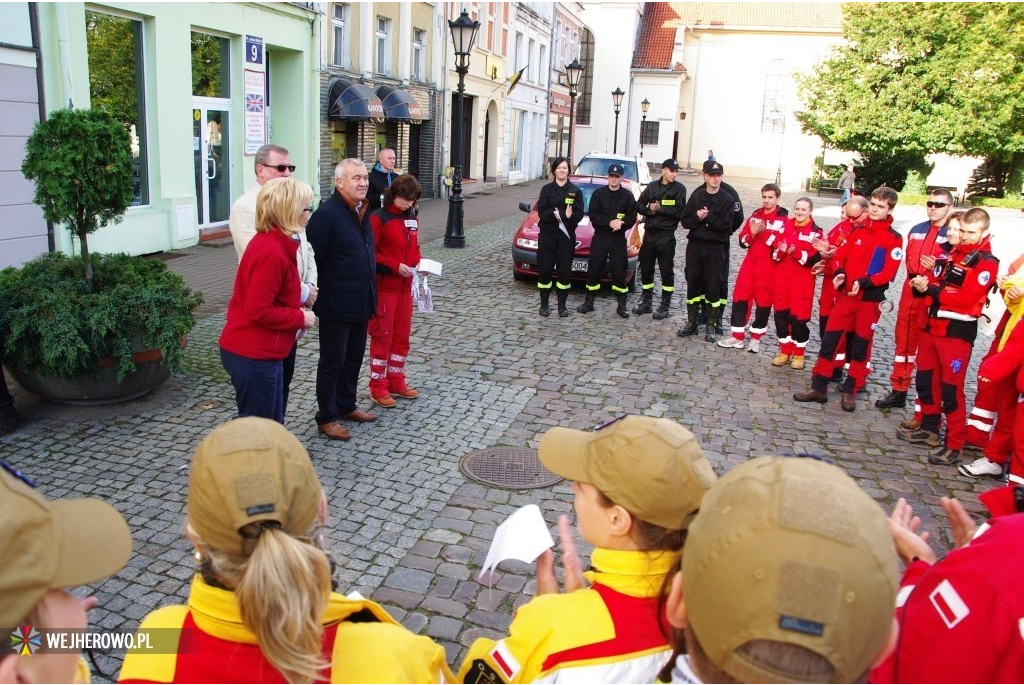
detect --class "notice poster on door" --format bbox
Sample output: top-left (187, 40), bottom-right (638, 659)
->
top-left (244, 69), bottom-right (266, 155)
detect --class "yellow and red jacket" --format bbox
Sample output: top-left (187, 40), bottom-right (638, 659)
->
top-left (457, 548), bottom-right (677, 684)
top-left (117, 576), bottom-right (453, 684)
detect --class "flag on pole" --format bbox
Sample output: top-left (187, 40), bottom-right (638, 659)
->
top-left (507, 65), bottom-right (528, 94)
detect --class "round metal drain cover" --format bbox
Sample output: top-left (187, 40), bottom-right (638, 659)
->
top-left (460, 448), bottom-right (563, 489)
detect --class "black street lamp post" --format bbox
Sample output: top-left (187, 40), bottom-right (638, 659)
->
top-left (565, 58), bottom-right (584, 166)
top-left (611, 87), bottom-right (624, 154)
top-left (640, 98), bottom-right (650, 158)
top-left (444, 10), bottom-right (480, 249)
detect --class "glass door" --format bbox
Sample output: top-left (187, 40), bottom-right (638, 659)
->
top-left (192, 99), bottom-right (231, 227)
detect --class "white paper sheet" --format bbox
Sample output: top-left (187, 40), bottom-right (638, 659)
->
top-left (478, 504), bottom-right (555, 585)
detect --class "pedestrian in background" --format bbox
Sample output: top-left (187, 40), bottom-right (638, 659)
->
top-left (838, 163), bottom-right (856, 206)
top-left (219, 177), bottom-right (316, 424)
top-left (368, 174), bottom-right (423, 408)
top-left (367, 147), bottom-right (398, 213)
top-left (534, 157), bottom-right (583, 318)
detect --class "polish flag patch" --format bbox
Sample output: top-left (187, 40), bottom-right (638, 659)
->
top-left (929, 579), bottom-right (970, 628)
top-left (490, 641), bottom-right (521, 680)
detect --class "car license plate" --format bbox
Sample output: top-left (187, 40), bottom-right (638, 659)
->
top-left (572, 259), bottom-right (588, 272)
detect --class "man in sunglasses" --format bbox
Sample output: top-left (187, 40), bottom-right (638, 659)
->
top-left (875, 189), bottom-right (953, 410)
top-left (228, 143), bottom-right (317, 417)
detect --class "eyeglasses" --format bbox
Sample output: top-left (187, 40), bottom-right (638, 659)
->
top-left (926, 201), bottom-right (949, 209)
top-left (261, 164), bottom-right (296, 173)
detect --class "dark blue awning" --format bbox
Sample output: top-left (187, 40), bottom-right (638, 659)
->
top-left (375, 84), bottom-right (426, 123)
top-left (327, 78), bottom-right (383, 121)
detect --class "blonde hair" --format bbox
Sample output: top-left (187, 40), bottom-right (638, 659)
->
top-left (189, 522), bottom-right (332, 684)
top-left (256, 177), bottom-right (314, 236)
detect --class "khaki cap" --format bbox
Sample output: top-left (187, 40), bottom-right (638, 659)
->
top-left (538, 416), bottom-right (716, 530)
top-left (683, 457), bottom-right (899, 684)
top-left (0, 462), bottom-right (132, 625)
top-left (188, 417), bottom-right (322, 556)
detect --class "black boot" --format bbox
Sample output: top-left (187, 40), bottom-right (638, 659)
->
top-left (874, 390), bottom-right (908, 409)
top-left (705, 307), bottom-right (722, 342)
top-left (677, 304), bottom-right (700, 337)
top-left (538, 290), bottom-right (550, 317)
top-left (715, 305), bottom-right (725, 334)
top-left (697, 303), bottom-right (708, 325)
top-left (576, 292), bottom-right (595, 314)
top-left (652, 292), bottom-right (672, 320)
top-left (557, 291), bottom-right (570, 317)
top-left (616, 293), bottom-right (630, 318)
top-left (633, 290), bottom-right (653, 315)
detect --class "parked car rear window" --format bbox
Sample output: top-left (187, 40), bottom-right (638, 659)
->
top-left (574, 158), bottom-right (639, 184)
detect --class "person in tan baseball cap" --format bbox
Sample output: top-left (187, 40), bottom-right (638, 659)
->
top-left (118, 417), bottom-right (453, 684)
top-left (0, 460), bottom-right (132, 684)
top-left (661, 456), bottom-right (901, 683)
top-left (458, 415), bottom-right (717, 684)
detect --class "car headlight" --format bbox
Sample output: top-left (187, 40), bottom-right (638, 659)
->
top-left (515, 237), bottom-right (538, 249)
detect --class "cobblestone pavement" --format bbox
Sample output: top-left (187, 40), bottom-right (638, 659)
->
top-left (3, 177), bottom-right (1020, 680)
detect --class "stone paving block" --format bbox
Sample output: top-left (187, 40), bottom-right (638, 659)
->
top-left (420, 595), bottom-right (470, 619)
top-left (401, 612), bottom-right (428, 635)
top-left (426, 615), bottom-right (463, 641)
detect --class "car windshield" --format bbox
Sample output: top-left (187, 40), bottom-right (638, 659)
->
top-left (574, 158), bottom-right (639, 184)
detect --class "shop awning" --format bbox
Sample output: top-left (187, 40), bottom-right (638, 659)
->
top-left (327, 78), bottom-right (384, 121)
top-left (375, 84), bottom-right (426, 123)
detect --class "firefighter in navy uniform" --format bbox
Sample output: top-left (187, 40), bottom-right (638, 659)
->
top-left (535, 156), bottom-right (584, 317)
top-left (578, 163), bottom-right (639, 318)
top-left (634, 159), bottom-right (687, 319)
top-left (678, 160), bottom-right (736, 342)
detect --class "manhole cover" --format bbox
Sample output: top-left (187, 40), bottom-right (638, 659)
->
top-left (460, 448), bottom-right (563, 489)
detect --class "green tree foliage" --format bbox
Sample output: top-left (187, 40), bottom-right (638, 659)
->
top-left (191, 32), bottom-right (226, 97)
top-left (85, 11), bottom-right (138, 128)
top-left (21, 108), bottom-right (134, 289)
top-left (796, 3), bottom-right (1024, 193)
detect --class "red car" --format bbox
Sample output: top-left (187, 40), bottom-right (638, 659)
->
top-left (512, 175), bottom-right (642, 286)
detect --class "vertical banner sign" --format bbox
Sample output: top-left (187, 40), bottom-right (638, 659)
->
top-left (244, 70), bottom-right (266, 155)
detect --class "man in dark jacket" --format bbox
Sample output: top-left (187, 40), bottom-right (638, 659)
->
top-left (578, 163), bottom-right (638, 318)
top-left (367, 148), bottom-right (397, 213)
top-left (634, 159), bottom-right (687, 319)
top-left (306, 158), bottom-right (379, 441)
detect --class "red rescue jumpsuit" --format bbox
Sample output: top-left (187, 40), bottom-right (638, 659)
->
top-left (725, 207), bottom-right (788, 342)
top-left (808, 216), bottom-right (903, 395)
top-left (772, 217), bottom-right (822, 358)
top-left (368, 204), bottom-right (421, 399)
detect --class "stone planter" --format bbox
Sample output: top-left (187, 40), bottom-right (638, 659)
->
top-left (5, 343), bottom-right (179, 406)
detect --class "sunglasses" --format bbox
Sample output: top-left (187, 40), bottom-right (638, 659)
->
top-left (262, 164), bottom-right (296, 173)
top-left (926, 201), bottom-right (949, 208)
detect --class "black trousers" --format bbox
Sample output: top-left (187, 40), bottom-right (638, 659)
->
top-left (685, 242), bottom-right (726, 306)
top-left (537, 228), bottom-right (574, 288)
top-left (315, 318), bottom-right (369, 424)
top-left (282, 341), bottom-right (298, 416)
top-left (638, 231), bottom-right (676, 289)
top-left (221, 348), bottom-right (284, 424)
top-left (586, 230), bottom-right (628, 290)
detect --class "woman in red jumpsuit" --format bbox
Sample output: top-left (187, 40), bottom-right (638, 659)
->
top-left (368, 175), bottom-right (422, 408)
top-left (771, 197), bottom-right (822, 370)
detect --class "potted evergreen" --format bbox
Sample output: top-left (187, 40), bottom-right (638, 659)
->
top-left (0, 108), bottom-right (202, 404)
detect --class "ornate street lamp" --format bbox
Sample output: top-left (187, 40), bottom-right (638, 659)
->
top-left (565, 58), bottom-right (584, 165)
top-left (639, 98), bottom-right (650, 158)
top-left (611, 87), bottom-right (624, 154)
top-left (444, 9), bottom-right (480, 249)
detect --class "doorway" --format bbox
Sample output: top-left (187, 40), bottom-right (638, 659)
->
top-left (193, 99), bottom-right (231, 227)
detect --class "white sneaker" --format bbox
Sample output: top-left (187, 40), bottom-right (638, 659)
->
top-left (957, 456), bottom-right (1004, 479)
top-left (747, 338), bottom-right (761, 354)
top-left (717, 337), bottom-right (745, 349)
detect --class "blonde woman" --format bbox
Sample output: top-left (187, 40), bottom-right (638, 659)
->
top-left (219, 177), bottom-right (316, 423)
top-left (118, 417), bottom-right (454, 684)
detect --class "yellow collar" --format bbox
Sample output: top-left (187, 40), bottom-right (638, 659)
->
top-left (585, 548), bottom-right (681, 597)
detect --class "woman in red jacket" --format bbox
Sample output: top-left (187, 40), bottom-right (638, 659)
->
top-left (219, 177), bottom-right (316, 423)
top-left (368, 174), bottom-right (423, 408)
top-left (771, 197), bottom-right (822, 370)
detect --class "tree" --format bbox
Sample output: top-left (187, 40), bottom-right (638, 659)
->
top-left (796, 3), bottom-right (1024, 195)
top-left (21, 108), bottom-right (134, 289)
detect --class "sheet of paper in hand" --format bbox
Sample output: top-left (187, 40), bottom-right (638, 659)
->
top-left (478, 504), bottom-right (555, 586)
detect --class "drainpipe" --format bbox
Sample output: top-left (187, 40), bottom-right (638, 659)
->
top-left (684, 26), bottom-right (701, 170)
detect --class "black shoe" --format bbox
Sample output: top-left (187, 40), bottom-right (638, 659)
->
top-left (652, 293), bottom-right (672, 320)
top-left (539, 290), bottom-right (551, 317)
top-left (557, 292), bottom-right (570, 317)
top-left (929, 447), bottom-right (962, 466)
top-left (677, 322), bottom-right (699, 337)
top-left (633, 291), bottom-right (653, 315)
top-left (539, 305), bottom-right (550, 317)
top-left (704, 325), bottom-right (717, 343)
top-left (576, 293), bottom-right (595, 314)
top-left (875, 390), bottom-right (908, 409)
top-left (615, 294), bottom-right (629, 319)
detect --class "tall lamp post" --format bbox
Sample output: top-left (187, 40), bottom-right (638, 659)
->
top-left (565, 58), bottom-right (584, 166)
top-left (444, 9), bottom-right (480, 249)
top-left (639, 98), bottom-right (650, 157)
top-left (611, 87), bottom-right (624, 154)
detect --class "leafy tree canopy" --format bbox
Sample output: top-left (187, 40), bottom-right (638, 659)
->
top-left (796, 3), bottom-right (1024, 163)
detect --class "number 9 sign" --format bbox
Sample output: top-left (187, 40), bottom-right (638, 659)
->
top-left (245, 35), bottom-right (264, 65)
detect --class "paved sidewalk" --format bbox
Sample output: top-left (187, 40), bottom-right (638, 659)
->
top-left (2, 178), bottom-right (1015, 681)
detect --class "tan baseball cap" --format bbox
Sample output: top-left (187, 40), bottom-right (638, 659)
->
top-left (682, 456), bottom-right (899, 684)
top-left (0, 462), bottom-right (132, 626)
top-left (538, 416), bottom-right (717, 530)
top-left (188, 417), bottom-right (322, 557)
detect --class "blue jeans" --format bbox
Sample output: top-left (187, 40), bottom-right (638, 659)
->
top-left (840, 188), bottom-right (852, 206)
top-left (220, 348), bottom-right (285, 424)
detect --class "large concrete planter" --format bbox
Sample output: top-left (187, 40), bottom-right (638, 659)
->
top-left (5, 343), bottom-right (178, 406)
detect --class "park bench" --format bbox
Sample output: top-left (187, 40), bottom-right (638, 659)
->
top-left (816, 178), bottom-right (842, 197)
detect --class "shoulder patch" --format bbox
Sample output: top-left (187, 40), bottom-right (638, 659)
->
top-left (979, 271), bottom-right (991, 286)
top-left (733, 202), bottom-right (741, 213)
top-left (488, 641), bottom-right (521, 681)
top-left (464, 659), bottom-right (503, 684)
top-left (891, 247), bottom-right (904, 261)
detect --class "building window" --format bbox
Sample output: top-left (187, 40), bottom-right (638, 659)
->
top-left (527, 39), bottom-right (535, 82)
top-left (510, 110), bottom-right (526, 171)
top-left (332, 4), bottom-right (349, 68)
top-left (761, 59), bottom-right (791, 135)
top-left (86, 11), bottom-right (149, 206)
top-left (539, 45), bottom-right (547, 87)
top-left (412, 28), bottom-right (426, 82)
top-left (640, 121), bottom-right (660, 146)
top-left (514, 32), bottom-right (523, 72)
top-left (376, 17), bottom-right (391, 75)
